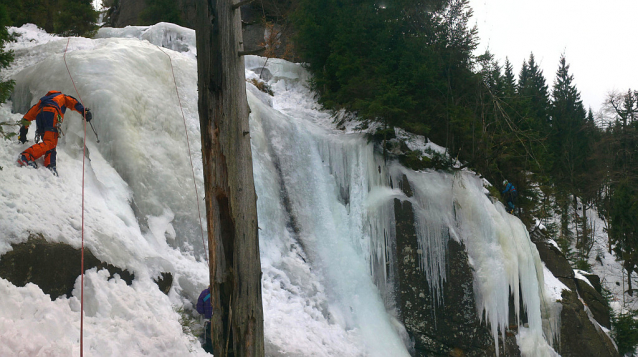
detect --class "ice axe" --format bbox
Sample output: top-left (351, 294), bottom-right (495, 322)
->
top-left (89, 120), bottom-right (99, 143)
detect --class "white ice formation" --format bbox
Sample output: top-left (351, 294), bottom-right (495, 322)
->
top-left (0, 23), bottom-right (560, 356)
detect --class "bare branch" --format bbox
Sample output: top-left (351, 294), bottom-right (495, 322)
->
top-left (238, 47), bottom-right (266, 56)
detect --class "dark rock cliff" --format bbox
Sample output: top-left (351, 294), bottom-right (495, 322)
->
top-left (0, 234), bottom-right (172, 299)
top-left (531, 229), bottom-right (618, 357)
top-left (105, 0), bottom-right (292, 59)
top-left (394, 175), bottom-right (520, 357)
top-left (395, 174), bottom-right (619, 357)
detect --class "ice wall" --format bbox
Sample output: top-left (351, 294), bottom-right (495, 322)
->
top-left (392, 167), bottom-right (560, 356)
top-left (0, 23), bottom-right (561, 356)
top-left (10, 35), bottom-right (206, 262)
top-left (247, 55), bottom-right (560, 355)
top-left (247, 75), bottom-right (409, 356)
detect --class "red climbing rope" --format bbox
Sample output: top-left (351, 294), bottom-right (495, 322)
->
top-left (155, 45), bottom-right (209, 265)
top-left (62, 39), bottom-right (209, 356)
top-left (63, 38), bottom-right (87, 357)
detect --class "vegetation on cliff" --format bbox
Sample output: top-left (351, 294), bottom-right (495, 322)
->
top-left (292, 0), bottom-right (638, 309)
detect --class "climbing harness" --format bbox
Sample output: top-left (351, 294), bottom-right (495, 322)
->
top-left (55, 119), bottom-right (65, 137)
top-left (63, 37), bottom-right (88, 357)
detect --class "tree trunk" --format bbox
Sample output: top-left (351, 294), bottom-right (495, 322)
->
top-left (195, 0), bottom-right (264, 356)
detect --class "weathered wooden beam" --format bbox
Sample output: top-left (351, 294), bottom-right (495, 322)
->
top-left (232, 0), bottom-right (254, 10)
top-left (238, 47), bottom-right (266, 57)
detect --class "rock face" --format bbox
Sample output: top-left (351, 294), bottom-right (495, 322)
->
top-left (560, 289), bottom-right (617, 357)
top-left (394, 175), bottom-right (520, 357)
top-left (530, 229), bottom-right (618, 357)
top-left (106, 1), bottom-right (292, 58)
top-left (0, 235), bottom-right (134, 299)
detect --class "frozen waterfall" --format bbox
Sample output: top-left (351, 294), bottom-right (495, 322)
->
top-left (248, 56), bottom-right (560, 356)
top-left (0, 23), bottom-right (559, 356)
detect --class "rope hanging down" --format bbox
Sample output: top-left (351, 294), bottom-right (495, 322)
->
top-left (63, 38), bottom-right (88, 357)
top-left (62, 39), bottom-right (209, 356)
top-left (155, 44), bottom-right (209, 265)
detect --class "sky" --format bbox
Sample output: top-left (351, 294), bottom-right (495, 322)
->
top-left (468, 0), bottom-right (638, 112)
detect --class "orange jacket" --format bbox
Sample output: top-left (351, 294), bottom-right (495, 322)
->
top-left (23, 90), bottom-right (86, 127)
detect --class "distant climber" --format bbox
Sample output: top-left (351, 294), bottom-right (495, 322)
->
top-left (196, 286), bottom-right (213, 354)
top-left (502, 180), bottom-right (517, 214)
top-left (17, 90), bottom-right (92, 176)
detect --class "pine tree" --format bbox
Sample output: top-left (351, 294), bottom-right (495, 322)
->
top-left (604, 89), bottom-right (638, 295)
top-left (0, 3), bottom-right (15, 141)
top-left (139, 0), bottom-right (185, 27)
top-left (1, 0), bottom-right (98, 36)
top-left (550, 54), bottom-right (587, 188)
top-left (0, 3), bottom-right (13, 103)
top-left (518, 53), bottom-right (550, 131)
top-left (503, 57), bottom-right (516, 99)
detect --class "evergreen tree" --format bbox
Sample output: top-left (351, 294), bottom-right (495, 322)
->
top-left (518, 53), bottom-right (550, 132)
top-left (550, 54), bottom-right (587, 189)
top-left (0, 4), bottom-right (13, 103)
top-left (0, 3), bottom-right (15, 140)
top-left (603, 89), bottom-right (638, 295)
top-left (502, 57), bottom-right (516, 99)
top-left (0, 0), bottom-right (98, 36)
top-left (54, 0), bottom-right (98, 36)
top-left (292, 0), bottom-right (479, 149)
top-left (139, 0), bottom-right (184, 27)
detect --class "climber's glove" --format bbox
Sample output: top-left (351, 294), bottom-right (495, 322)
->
top-left (84, 108), bottom-right (92, 122)
top-left (18, 125), bottom-right (28, 144)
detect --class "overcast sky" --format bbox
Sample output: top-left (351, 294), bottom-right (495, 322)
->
top-left (468, 0), bottom-right (638, 112)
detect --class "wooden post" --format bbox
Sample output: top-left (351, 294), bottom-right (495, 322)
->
top-left (195, 0), bottom-right (264, 356)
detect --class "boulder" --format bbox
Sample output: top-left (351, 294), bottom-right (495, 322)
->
top-left (532, 239), bottom-right (574, 279)
top-left (0, 235), bottom-right (135, 299)
top-left (574, 278), bottom-right (611, 329)
top-left (559, 289), bottom-right (618, 357)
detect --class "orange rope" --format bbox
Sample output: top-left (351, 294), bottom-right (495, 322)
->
top-left (63, 40), bottom-right (209, 356)
top-left (63, 38), bottom-right (87, 357)
top-left (155, 45), bottom-right (209, 265)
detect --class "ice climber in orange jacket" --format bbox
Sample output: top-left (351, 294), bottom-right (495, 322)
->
top-left (17, 90), bottom-right (92, 175)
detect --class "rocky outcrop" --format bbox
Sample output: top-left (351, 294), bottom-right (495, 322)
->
top-left (560, 289), bottom-right (617, 357)
top-left (395, 175), bottom-right (519, 357)
top-left (0, 234), bottom-right (175, 299)
top-left (0, 235), bottom-right (134, 299)
top-left (105, 1), bottom-right (293, 58)
top-left (574, 278), bottom-right (611, 329)
top-left (530, 229), bottom-right (618, 356)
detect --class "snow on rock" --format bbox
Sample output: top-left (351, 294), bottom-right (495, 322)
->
top-left (574, 269), bottom-right (595, 289)
top-left (389, 167), bottom-right (560, 355)
top-left (544, 265), bottom-right (570, 301)
top-left (0, 274), bottom-right (208, 357)
top-left (97, 23), bottom-right (197, 59)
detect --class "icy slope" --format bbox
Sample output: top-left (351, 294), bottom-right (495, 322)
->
top-left (1, 24), bottom-right (208, 356)
top-left (0, 23), bottom-right (408, 356)
top-left (1, 22), bottom-right (564, 357)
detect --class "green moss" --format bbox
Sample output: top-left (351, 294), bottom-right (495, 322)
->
top-left (399, 150), bottom-right (431, 171)
top-left (366, 126), bottom-right (396, 145)
top-left (485, 184), bottom-right (501, 200)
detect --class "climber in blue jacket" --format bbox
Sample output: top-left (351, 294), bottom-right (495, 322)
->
top-left (502, 180), bottom-right (517, 214)
top-left (196, 286), bottom-right (213, 353)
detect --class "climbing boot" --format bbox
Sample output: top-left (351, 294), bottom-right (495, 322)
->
top-left (17, 154), bottom-right (37, 168)
top-left (47, 165), bottom-right (58, 176)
